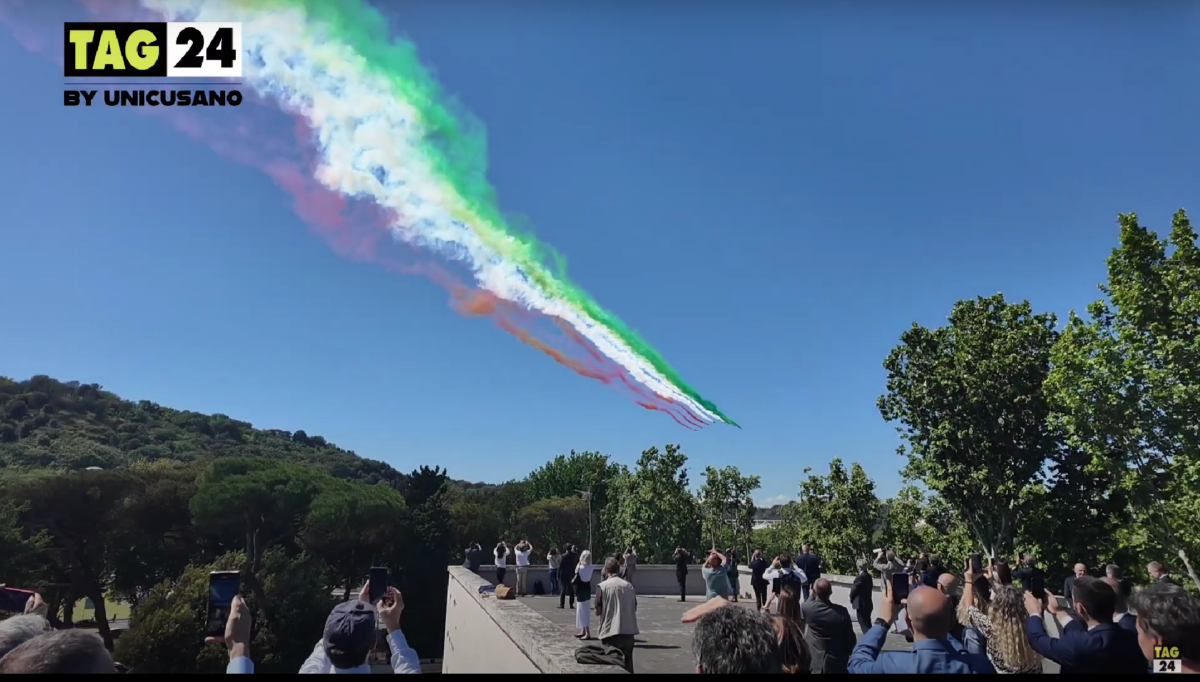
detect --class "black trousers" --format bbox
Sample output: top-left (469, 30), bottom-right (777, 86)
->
top-left (559, 575), bottom-right (575, 608)
top-left (496, 567), bottom-right (507, 586)
top-left (753, 581), bottom-right (769, 609)
top-left (602, 634), bottom-right (636, 674)
top-left (677, 572), bottom-right (688, 601)
top-left (801, 582), bottom-right (812, 601)
top-left (856, 608), bottom-right (873, 636)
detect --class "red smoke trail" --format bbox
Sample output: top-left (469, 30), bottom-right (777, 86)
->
top-left (554, 319), bottom-right (711, 427)
top-left (1, 0), bottom-right (701, 426)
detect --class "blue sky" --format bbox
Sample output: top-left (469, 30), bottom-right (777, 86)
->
top-left (1, 1), bottom-right (1197, 505)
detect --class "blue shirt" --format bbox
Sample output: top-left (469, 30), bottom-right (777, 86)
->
top-left (848, 625), bottom-right (997, 675)
top-left (702, 566), bottom-right (731, 598)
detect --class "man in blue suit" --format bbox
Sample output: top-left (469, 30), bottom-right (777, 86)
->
top-left (1025, 576), bottom-right (1147, 675)
top-left (848, 582), bottom-right (995, 674)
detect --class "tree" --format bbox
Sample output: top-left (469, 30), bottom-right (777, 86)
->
top-left (881, 484), bottom-right (975, 565)
top-left (0, 500), bottom-right (49, 588)
top-left (1046, 211), bottom-right (1200, 566)
top-left (525, 451), bottom-right (625, 553)
top-left (189, 459), bottom-right (331, 628)
top-left (517, 497), bottom-right (589, 552)
top-left (397, 465), bottom-right (453, 657)
top-left (698, 466), bottom-right (761, 556)
top-left (784, 459), bottom-right (880, 573)
top-left (607, 445), bottom-right (701, 563)
top-left (4, 470), bottom-right (146, 649)
top-left (302, 480), bottom-right (408, 599)
top-left (878, 294), bottom-right (1061, 559)
top-left (113, 554), bottom-right (246, 674)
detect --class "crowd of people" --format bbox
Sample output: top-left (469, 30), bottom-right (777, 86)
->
top-left (0, 581), bottom-right (423, 674)
top-left (683, 547), bottom-right (1200, 675)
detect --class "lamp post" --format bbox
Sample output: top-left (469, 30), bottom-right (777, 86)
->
top-left (576, 488), bottom-right (593, 554)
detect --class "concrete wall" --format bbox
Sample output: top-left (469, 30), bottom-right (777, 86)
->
top-left (443, 566), bottom-right (627, 675)
top-left (475, 564), bottom-right (712, 596)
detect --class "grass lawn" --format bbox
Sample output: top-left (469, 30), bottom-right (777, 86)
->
top-left (70, 599), bottom-right (132, 622)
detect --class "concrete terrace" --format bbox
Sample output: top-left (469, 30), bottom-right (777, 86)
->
top-left (523, 594), bottom-right (917, 674)
top-left (445, 565), bottom-right (1067, 674)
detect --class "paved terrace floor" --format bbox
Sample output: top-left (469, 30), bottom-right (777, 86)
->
top-left (522, 595), bottom-right (1061, 674)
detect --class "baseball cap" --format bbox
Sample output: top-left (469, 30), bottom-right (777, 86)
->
top-left (322, 601), bottom-right (378, 667)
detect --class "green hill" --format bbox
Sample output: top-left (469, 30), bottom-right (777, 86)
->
top-left (0, 374), bottom-right (407, 485)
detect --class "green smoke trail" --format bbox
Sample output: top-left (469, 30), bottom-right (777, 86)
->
top-left (256, 0), bottom-right (738, 426)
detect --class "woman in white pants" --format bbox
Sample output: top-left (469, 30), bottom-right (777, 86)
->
top-left (573, 550), bottom-right (595, 639)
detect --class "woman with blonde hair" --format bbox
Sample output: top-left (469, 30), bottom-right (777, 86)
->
top-left (573, 550), bottom-right (596, 640)
top-left (770, 615), bottom-right (812, 674)
top-left (963, 564), bottom-right (1042, 674)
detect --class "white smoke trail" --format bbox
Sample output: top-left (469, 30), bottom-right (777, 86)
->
top-left (141, 0), bottom-right (720, 423)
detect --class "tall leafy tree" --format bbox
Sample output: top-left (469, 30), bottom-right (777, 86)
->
top-left (608, 445), bottom-right (701, 562)
top-left (189, 458), bottom-right (331, 625)
top-left (525, 451), bottom-right (625, 553)
top-left (517, 497), bottom-right (589, 552)
top-left (878, 294), bottom-right (1061, 559)
top-left (1047, 210), bottom-right (1200, 564)
top-left (302, 480), bottom-right (408, 598)
top-left (784, 459), bottom-right (880, 572)
top-left (698, 466), bottom-right (761, 556)
top-left (398, 466), bottom-right (453, 656)
top-left (882, 484), bottom-right (975, 565)
top-left (6, 470), bottom-right (145, 649)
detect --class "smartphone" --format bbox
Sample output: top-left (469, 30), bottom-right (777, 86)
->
top-left (0, 587), bottom-right (35, 613)
top-left (207, 571), bottom-right (240, 638)
top-left (970, 553), bottom-right (983, 574)
top-left (1028, 574), bottom-right (1045, 599)
top-left (369, 567), bottom-right (389, 604)
top-left (890, 573), bottom-right (910, 604)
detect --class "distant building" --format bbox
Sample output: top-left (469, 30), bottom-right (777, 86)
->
top-left (752, 519), bottom-right (784, 530)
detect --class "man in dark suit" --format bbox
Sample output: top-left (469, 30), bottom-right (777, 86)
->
top-left (1148, 561), bottom-right (1180, 586)
top-left (1062, 562), bottom-right (1087, 604)
top-left (849, 560), bottom-right (874, 636)
top-left (1102, 576), bottom-right (1138, 632)
top-left (1025, 576), bottom-right (1147, 674)
top-left (558, 545), bottom-right (578, 609)
top-left (796, 545), bottom-right (822, 601)
top-left (800, 578), bottom-right (856, 674)
top-left (1106, 564), bottom-right (1133, 599)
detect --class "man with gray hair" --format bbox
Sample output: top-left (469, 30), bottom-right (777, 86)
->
top-left (1148, 561), bottom-right (1179, 586)
top-left (0, 629), bottom-right (115, 674)
top-left (0, 614), bottom-right (54, 661)
top-left (596, 556), bottom-right (639, 673)
top-left (692, 603), bottom-right (781, 674)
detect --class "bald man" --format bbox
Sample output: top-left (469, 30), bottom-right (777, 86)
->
top-left (800, 578), bottom-right (856, 674)
top-left (1063, 563), bottom-right (1088, 605)
top-left (936, 573), bottom-right (958, 599)
top-left (849, 584), bottom-right (996, 674)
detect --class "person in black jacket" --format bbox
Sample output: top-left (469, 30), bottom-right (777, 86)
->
top-left (749, 550), bottom-right (769, 611)
top-left (674, 548), bottom-right (692, 602)
top-left (849, 560), bottom-right (874, 636)
top-left (1026, 576), bottom-right (1147, 674)
top-left (558, 545), bottom-right (579, 609)
top-left (796, 545), bottom-right (822, 601)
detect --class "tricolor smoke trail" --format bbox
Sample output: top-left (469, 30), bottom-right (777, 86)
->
top-left (9, 0), bottom-right (738, 427)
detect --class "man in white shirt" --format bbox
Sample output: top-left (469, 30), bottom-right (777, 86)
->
top-left (596, 557), bottom-right (639, 673)
top-left (515, 540), bottom-right (533, 596)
